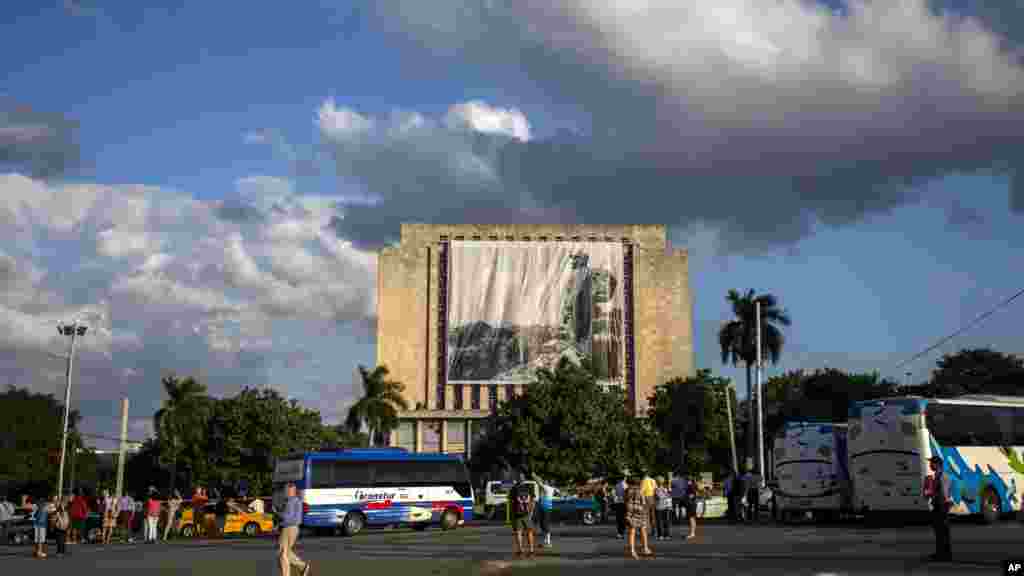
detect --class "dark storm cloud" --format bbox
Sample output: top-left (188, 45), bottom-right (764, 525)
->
top-left (0, 100), bottom-right (80, 179)
top-left (324, 1), bottom-right (1024, 254)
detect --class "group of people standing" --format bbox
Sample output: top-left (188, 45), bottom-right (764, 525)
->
top-left (505, 469), bottom-right (703, 561)
top-left (615, 471), bottom-right (701, 559)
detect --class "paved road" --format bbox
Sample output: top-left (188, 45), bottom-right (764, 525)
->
top-left (1, 519), bottom-right (1020, 575)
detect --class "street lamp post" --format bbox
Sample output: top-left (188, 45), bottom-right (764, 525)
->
top-left (56, 322), bottom-right (87, 501)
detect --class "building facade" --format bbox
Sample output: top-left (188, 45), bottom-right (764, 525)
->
top-left (376, 223), bottom-right (695, 455)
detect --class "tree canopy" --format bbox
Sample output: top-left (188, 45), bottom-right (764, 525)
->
top-left (470, 358), bottom-right (655, 486)
top-left (646, 369), bottom-right (738, 478)
top-left (0, 385), bottom-right (97, 497)
top-left (345, 365), bottom-right (409, 446)
top-left (150, 378), bottom-right (367, 497)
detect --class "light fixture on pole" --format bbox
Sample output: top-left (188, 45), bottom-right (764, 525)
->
top-left (56, 322), bottom-right (87, 501)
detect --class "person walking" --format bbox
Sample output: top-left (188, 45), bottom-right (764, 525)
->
top-left (924, 455), bottom-right (952, 561)
top-left (510, 480), bottom-right (536, 559)
top-left (613, 476), bottom-right (627, 538)
top-left (32, 493), bottom-right (49, 558)
top-left (53, 495), bottom-right (70, 556)
top-left (163, 490), bottom-right (182, 541)
top-left (655, 478), bottom-right (672, 540)
top-left (278, 481), bottom-right (310, 576)
top-left (145, 490), bottom-right (161, 543)
top-left (624, 477), bottom-right (653, 559)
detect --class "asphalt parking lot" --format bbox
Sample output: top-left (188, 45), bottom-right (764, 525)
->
top-left (1, 518), bottom-right (1021, 575)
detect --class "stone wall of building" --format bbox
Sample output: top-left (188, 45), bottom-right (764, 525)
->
top-left (377, 223), bottom-right (694, 446)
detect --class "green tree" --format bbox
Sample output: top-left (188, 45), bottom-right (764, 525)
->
top-left (471, 358), bottom-right (651, 486)
top-left (0, 385), bottom-right (86, 496)
top-left (153, 374), bottom-right (212, 494)
top-left (929, 348), bottom-right (1024, 397)
top-left (345, 365), bottom-right (409, 446)
top-left (718, 289), bottom-right (791, 466)
top-left (647, 370), bottom-right (737, 478)
top-left (772, 369), bottom-right (899, 425)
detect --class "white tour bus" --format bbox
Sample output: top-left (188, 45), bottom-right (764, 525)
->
top-left (848, 395), bottom-right (1024, 523)
top-left (773, 420), bottom-right (851, 522)
top-left (272, 448), bottom-right (474, 536)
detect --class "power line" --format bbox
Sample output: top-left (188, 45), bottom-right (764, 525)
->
top-left (894, 286), bottom-right (1024, 370)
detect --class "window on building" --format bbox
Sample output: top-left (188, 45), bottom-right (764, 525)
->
top-left (471, 384), bottom-right (481, 410)
top-left (505, 384), bottom-right (515, 402)
top-left (422, 420), bottom-right (441, 453)
top-left (489, 386), bottom-right (498, 412)
top-left (436, 382), bottom-right (446, 410)
top-left (453, 384), bottom-right (463, 410)
top-left (395, 421), bottom-right (415, 452)
top-left (446, 420), bottom-right (466, 454)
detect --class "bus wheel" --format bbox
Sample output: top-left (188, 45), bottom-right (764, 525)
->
top-left (982, 488), bottom-right (1001, 524)
top-left (580, 510), bottom-right (596, 526)
top-left (243, 522), bottom-right (260, 537)
top-left (182, 524), bottom-right (195, 537)
top-left (440, 509), bottom-right (460, 531)
top-left (342, 512), bottom-right (365, 537)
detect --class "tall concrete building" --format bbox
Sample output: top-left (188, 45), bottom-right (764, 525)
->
top-left (376, 223), bottom-right (694, 455)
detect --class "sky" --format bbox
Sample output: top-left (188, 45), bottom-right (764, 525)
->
top-left (2, 1), bottom-right (1023, 449)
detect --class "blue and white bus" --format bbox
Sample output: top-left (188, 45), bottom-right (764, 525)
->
top-left (772, 420), bottom-right (851, 522)
top-left (849, 395), bottom-right (1024, 523)
top-left (272, 448), bottom-right (474, 536)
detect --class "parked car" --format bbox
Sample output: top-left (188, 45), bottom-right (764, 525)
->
top-left (2, 510), bottom-right (33, 545)
top-left (177, 501), bottom-right (274, 537)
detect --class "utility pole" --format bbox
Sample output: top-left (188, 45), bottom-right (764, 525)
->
top-left (755, 301), bottom-right (765, 488)
top-left (56, 322), bottom-right (87, 501)
top-left (724, 383), bottom-right (738, 474)
top-left (115, 398), bottom-right (129, 498)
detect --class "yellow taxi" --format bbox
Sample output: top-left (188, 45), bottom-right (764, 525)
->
top-left (177, 500), bottom-right (274, 537)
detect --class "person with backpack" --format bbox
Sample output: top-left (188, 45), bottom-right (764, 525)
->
top-left (510, 480), bottom-right (536, 559)
top-left (52, 495), bottom-right (70, 556)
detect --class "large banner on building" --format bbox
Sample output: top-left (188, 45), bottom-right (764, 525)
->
top-left (446, 241), bottom-right (625, 386)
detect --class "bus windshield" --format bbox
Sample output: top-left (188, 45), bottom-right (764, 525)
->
top-left (848, 398), bottom-right (929, 513)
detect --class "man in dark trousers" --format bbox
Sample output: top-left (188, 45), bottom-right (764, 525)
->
top-left (924, 455), bottom-right (952, 561)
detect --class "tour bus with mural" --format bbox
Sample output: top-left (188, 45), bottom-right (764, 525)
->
top-left (272, 448), bottom-right (474, 536)
top-left (848, 395), bottom-right (1024, 523)
top-left (772, 419), bottom-right (852, 522)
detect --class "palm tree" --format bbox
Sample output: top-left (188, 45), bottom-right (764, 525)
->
top-left (345, 365), bottom-right (409, 447)
top-left (718, 289), bottom-right (791, 472)
top-left (154, 374), bottom-right (209, 494)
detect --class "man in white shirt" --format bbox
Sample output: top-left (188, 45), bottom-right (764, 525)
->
top-left (613, 477), bottom-right (627, 539)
